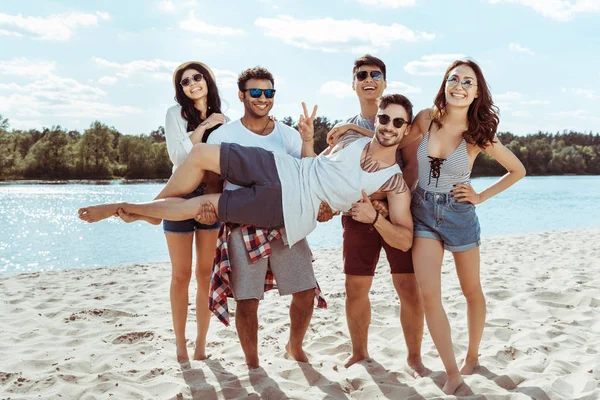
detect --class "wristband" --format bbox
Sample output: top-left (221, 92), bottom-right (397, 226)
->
top-left (372, 212), bottom-right (379, 226)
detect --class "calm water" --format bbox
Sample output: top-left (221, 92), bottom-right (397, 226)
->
top-left (1, 176), bottom-right (599, 276)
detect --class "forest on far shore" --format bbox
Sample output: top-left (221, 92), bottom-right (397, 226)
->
top-left (1, 114), bottom-right (599, 180)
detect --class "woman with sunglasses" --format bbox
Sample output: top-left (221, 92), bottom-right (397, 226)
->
top-left (402, 59), bottom-right (525, 394)
top-left (121, 61), bottom-right (227, 362)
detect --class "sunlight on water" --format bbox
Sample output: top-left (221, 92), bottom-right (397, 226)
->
top-left (1, 176), bottom-right (599, 275)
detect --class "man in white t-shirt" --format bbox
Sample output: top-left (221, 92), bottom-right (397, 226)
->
top-left (199, 67), bottom-right (320, 369)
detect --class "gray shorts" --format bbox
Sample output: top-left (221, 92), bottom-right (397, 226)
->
top-left (228, 227), bottom-right (317, 300)
top-left (218, 143), bottom-right (285, 229)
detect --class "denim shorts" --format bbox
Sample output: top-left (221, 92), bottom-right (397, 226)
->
top-left (411, 186), bottom-right (481, 252)
top-left (162, 183), bottom-right (221, 234)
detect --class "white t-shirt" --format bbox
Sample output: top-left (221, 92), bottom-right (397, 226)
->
top-left (164, 104), bottom-right (230, 173)
top-left (207, 119), bottom-right (303, 191)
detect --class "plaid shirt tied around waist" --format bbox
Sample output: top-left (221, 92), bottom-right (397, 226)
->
top-left (208, 224), bottom-right (327, 326)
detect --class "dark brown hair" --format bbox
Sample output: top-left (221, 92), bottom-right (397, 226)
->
top-left (431, 59), bottom-right (499, 148)
top-left (353, 54), bottom-right (387, 80)
top-left (378, 94), bottom-right (413, 122)
top-left (173, 63), bottom-right (223, 142)
top-left (237, 66), bottom-right (275, 91)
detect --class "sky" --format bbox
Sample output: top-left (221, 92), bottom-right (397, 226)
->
top-left (1, 0), bottom-right (599, 136)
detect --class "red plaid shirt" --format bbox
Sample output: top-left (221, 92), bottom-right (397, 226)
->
top-left (208, 224), bottom-right (327, 326)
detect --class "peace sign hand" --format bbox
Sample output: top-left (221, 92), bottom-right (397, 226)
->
top-left (298, 102), bottom-right (318, 143)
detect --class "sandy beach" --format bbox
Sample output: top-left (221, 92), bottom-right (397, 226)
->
top-left (1, 228), bottom-right (599, 399)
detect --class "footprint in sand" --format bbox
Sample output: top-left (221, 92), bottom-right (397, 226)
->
top-left (112, 331), bottom-right (154, 344)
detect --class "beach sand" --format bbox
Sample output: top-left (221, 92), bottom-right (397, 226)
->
top-left (1, 228), bottom-right (600, 399)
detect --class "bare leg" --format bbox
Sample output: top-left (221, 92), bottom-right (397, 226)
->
top-left (235, 299), bottom-right (260, 369)
top-left (193, 228), bottom-right (219, 360)
top-left (156, 143), bottom-right (222, 199)
top-left (392, 273), bottom-right (428, 377)
top-left (454, 247), bottom-right (485, 375)
top-left (79, 194), bottom-right (222, 225)
top-left (165, 232), bottom-right (194, 362)
top-left (412, 238), bottom-right (463, 395)
top-left (344, 275), bottom-right (373, 368)
top-left (285, 288), bottom-right (314, 363)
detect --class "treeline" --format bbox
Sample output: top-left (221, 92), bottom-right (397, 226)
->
top-left (1, 114), bottom-right (599, 180)
top-left (0, 116), bottom-right (170, 180)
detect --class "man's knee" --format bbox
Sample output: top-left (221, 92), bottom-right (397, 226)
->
top-left (345, 275), bottom-right (373, 301)
top-left (236, 298), bottom-right (260, 315)
top-left (291, 288), bottom-right (314, 305)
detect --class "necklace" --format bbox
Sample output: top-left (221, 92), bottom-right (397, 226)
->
top-left (241, 117), bottom-right (271, 135)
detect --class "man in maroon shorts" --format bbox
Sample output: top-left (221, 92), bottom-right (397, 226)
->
top-left (328, 55), bottom-right (427, 374)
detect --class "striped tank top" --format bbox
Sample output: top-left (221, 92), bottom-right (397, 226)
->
top-left (417, 131), bottom-right (471, 193)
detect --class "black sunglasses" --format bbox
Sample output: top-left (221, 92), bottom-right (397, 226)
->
top-left (377, 114), bottom-right (407, 128)
top-left (355, 70), bottom-right (383, 82)
top-left (180, 73), bottom-right (203, 87)
top-left (244, 88), bottom-right (276, 99)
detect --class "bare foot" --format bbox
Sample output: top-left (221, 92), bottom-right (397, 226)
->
top-left (442, 373), bottom-right (464, 395)
top-left (78, 204), bottom-right (120, 223)
top-left (460, 358), bottom-right (480, 375)
top-left (246, 361), bottom-right (260, 370)
top-left (404, 359), bottom-right (431, 378)
top-left (176, 342), bottom-right (190, 363)
top-left (344, 353), bottom-right (369, 368)
top-left (285, 342), bottom-right (308, 363)
top-left (193, 340), bottom-right (210, 361)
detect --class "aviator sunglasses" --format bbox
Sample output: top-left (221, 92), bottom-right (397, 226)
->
top-left (446, 76), bottom-right (477, 90)
top-left (180, 73), bottom-right (204, 87)
top-left (377, 114), bottom-right (407, 129)
top-left (244, 88), bottom-right (276, 99)
top-left (355, 70), bottom-right (383, 81)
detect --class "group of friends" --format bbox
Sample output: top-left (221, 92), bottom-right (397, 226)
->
top-left (78, 54), bottom-right (526, 394)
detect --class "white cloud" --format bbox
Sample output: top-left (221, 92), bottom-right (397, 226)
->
top-left (0, 58), bottom-right (141, 121)
top-left (98, 76), bottom-right (118, 85)
top-left (0, 58), bottom-right (56, 76)
top-left (213, 68), bottom-right (239, 89)
top-left (520, 99), bottom-right (550, 105)
top-left (495, 91), bottom-right (522, 101)
top-left (550, 109), bottom-right (598, 119)
top-left (93, 57), bottom-right (178, 78)
top-left (180, 12), bottom-right (245, 36)
top-left (0, 12), bottom-right (107, 40)
top-left (96, 11), bottom-right (110, 20)
top-left (255, 15), bottom-right (434, 53)
top-left (320, 81), bottom-right (354, 98)
top-left (386, 81), bottom-right (422, 94)
top-left (512, 110), bottom-right (532, 117)
top-left (563, 88), bottom-right (600, 100)
top-left (489, 0), bottom-right (600, 21)
top-left (157, 0), bottom-right (176, 13)
top-left (6, 118), bottom-right (44, 130)
top-left (404, 54), bottom-right (465, 76)
top-left (509, 42), bottom-right (535, 55)
top-left (359, 0), bottom-right (416, 8)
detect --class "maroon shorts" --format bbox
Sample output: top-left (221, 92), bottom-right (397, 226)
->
top-left (342, 215), bottom-right (414, 276)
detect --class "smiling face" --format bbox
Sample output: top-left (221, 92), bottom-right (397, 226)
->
top-left (238, 78), bottom-right (274, 118)
top-left (181, 68), bottom-right (208, 101)
top-left (353, 64), bottom-right (386, 101)
top-left (444, 64), bottom-right (478, 107)
top-left (374, 103), bottom-right (410, 148)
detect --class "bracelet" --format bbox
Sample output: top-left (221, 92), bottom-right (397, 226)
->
top-left (372, 212), bottom-right (379, 226)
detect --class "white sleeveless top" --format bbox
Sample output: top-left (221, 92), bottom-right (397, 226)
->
top-left (274, 137), bottom-right (401, 246)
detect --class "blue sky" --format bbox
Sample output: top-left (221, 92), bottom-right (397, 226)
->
top-left (1, 0), bottom-right (599, 136)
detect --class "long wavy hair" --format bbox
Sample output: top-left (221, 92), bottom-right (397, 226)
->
top-left (173, 62), bottom-right (223, 142)
top-left (431, 59), bottom-right (499, 148)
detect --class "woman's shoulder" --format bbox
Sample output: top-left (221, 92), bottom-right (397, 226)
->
top-left (166, 104), bottom-right (182, 115)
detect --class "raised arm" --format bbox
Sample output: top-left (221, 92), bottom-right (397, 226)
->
top-left (326, 123), bottom-right (374, 146)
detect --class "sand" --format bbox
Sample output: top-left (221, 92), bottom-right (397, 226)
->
top-left (1, 228), bottom-right (600, 399)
